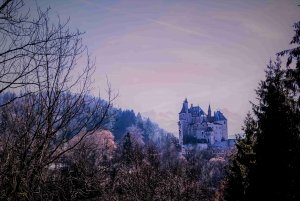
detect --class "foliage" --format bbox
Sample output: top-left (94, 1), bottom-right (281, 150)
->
top-left (111, 110), bottom-right (172, 145)
top-left (222, 114), bottom-right (257, 201)
top-left (223, 19), bottom-right (300, 201)
top-left (112, 109), bottom-right (137, 141)
top-left (0, 0), bottom-right (113, 199)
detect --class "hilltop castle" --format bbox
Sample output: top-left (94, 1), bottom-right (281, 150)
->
top-left (178, 98), bottom-right (228, 147)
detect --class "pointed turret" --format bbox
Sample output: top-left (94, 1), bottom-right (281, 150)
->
top-left (179, 98), bottom-right (188, 114)
top-left (208, 104), bottom-right (211, 120)
top-left (179, 105), bottom-right (185, 114)
top-left (184, 98), bottom-right (188, 110)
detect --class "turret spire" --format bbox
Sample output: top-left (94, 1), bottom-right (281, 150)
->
top-left (179, 98), bottom-right (189, 114)
top-left (208, 104), bottom-right (211, 120)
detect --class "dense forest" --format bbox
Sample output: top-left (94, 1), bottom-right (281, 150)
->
top-left (0, 91), bottom-right (229, 200)
top-left (0, 0), bottom-right (299, 200)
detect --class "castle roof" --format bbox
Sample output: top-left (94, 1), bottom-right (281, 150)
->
top-left (179, 99), bottom-right (188, 114)
top-left (189, 106), bottom-right (205, 116)
top-left (214, 111), bottom-right (227, 121)
top-left (179, 99), bottom-right (227, 121)
top-left (179, 105), bottom-right (186, 114)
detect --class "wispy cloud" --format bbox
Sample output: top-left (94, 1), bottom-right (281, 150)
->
top-left (85, 0), bottom-right (208, 38)
top-left (150, 19), bottom-right (208, 37)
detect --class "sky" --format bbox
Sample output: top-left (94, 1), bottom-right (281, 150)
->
top-left (33, 0), bottom-right (300, 137)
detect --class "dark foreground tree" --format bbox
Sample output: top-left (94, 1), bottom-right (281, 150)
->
top-left (223, 20), bottom-right (300, 201)
top-left (278, 20), bottom-right (300, 108)
top-left (222, 113), bottom-right (257, 201)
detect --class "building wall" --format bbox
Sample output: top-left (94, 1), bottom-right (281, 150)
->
top-left (178, 101), bottom-right (228, 146)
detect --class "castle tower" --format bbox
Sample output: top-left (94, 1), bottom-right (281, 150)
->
top-left (183, 98), bottom-right (188, 113)
top-left (178, 99), bottom-right (229, 150)
top-left (178, 98), bottom-right (189, 145)
top-left (208, 104), bottom-right (212, 122)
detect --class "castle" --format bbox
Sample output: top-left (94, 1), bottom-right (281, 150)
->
top-left (178, 98), bottom-right (228, 148)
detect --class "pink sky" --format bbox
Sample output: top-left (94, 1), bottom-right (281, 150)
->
top-left (36, 0), bottom-right (300, 137)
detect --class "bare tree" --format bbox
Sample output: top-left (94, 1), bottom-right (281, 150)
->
top-left (0, 0), bottom-right (87, 106)
top-left (0, 0), bottom-right (116, 200)
top-left (46, 130), bottom-right (117, 200)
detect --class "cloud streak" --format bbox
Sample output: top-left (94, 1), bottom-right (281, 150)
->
top-left (150, 20), bottom-right (208, 38)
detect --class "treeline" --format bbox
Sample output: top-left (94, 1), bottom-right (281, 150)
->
top-left (13, 128), bottom-right (228, 200)
top-left (0, 91), bottom-right (228, 200)
top-left (0, 92), bottom-right (173, 145)
top-left (111, 109), bottom-right (172, 143)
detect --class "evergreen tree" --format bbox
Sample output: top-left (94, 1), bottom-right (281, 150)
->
top-left (252, 58), bottom-right (289, 200)
top-left (223, 113), bottom-right (257, 201)
top-left (224, 23), bottom-right (300, 200)
top-left (121, 133), bottom-right (134, 165)
top-left (277, 19), bottom-right (300, 200)
top-left (278, 21), bottom-right (300, 103)
top-left (112, 109), bottom-right (137, 141)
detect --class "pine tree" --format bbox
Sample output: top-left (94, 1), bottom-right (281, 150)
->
top-left (121, 133), bottom-right (134, 165)
top-left (223, 113), bottom-right (257, 201)
top-left (224, 17), bottom-right (300, 200)
top-left (252, 58), bottom-right (297, 200)
top-left (224, 34), bottom-right (300, 200)
top-left (277, 19), bottom-right (300, 200)
top-left (278, 21), bottom-right (300, 102)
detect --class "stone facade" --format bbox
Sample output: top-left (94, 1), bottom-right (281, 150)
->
top-left (178, 98), bottom-right (228, 147)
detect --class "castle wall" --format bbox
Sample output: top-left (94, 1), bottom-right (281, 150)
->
top-left (223, 121), bottom-right (228, 140)
top-left (215, 120), bottom-right (228, 141)
top-left (178, 99), bottom-right (228, 147)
